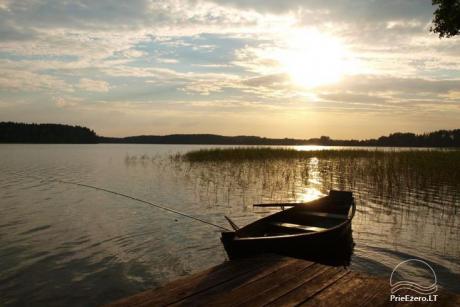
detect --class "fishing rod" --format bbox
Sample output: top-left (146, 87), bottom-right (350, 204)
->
top-left (23, 174), bottom-right (231, 232)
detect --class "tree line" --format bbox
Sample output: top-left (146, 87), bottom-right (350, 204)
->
top-left (1, 122), bottom-right (459, 147)
top-left (309, 131), bottom-right (460, 147)
top-left (0, 122), bottom-right (98, 143)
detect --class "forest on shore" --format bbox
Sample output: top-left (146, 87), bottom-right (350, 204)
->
top-left (1, 122), bottom-right (459, 147)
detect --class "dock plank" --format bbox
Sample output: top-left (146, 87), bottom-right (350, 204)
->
top-left (265, 265), bottom-right (350, 307)
top-left (237, 264), bottom-right (339, 307)
top-left (106, 254), bottom-right (460, 307)
top-left (170, 258), bottom-right (314, 306)
top-left (107, 255), bottom-right (294, 307)
top-left (299, 272), bottom-right (387, 307)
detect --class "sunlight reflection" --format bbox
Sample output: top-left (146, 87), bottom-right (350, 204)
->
top-left (292, 145), bottom-right (327, 151)
top-left (298, 187), bottom-right (325, 202)
top-left (307, 157), bottom-right (322, 185)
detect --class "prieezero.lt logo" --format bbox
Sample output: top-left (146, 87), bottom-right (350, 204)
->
top-left (390, 259), bottom-right (438, 302)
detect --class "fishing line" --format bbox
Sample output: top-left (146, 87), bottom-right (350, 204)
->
top-left (19, 174), bottom-right (231, 231)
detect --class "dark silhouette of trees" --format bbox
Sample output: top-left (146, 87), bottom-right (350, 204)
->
top-left (101, 130), bottom-right (460, 147)
top-left (350, 130), bottom-right (460, 147)
top-left (1, 121), bottom-right (460, 147)
top-left (431, 0), bottom-right (460, 37)
top-left (0, 122), bottom-right (98, 143)
top-left (99, 134), bottom-right (307, 145)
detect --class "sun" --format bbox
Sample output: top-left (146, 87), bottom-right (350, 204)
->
top-left (274, 29), bottom-right (358, 88)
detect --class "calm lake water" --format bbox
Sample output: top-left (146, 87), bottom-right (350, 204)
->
top-left (0, 144), bottom-right (459, 306)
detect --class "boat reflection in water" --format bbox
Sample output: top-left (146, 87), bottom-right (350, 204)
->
top-left (221, 190), bottom-right (355, 266)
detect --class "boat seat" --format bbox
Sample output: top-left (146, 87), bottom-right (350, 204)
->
top-left (297, 211), bottom-right (348, 220)
top-left (270, 222), bottom-right (329, 233)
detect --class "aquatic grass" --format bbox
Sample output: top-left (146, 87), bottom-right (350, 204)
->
top-left (174, 147), bottom-right (460, 204)
top-left (182, 147), bottom-right (460, 162)
top-left (181, 147), bottom-right (384, 162)
top-left (181, 147), bottom-right (460, 179)
top-left (125, 148), bottom-right (460, 206)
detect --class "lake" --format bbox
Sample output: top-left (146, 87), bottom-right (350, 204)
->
top-left (0, 144), bottom-right (459, 306)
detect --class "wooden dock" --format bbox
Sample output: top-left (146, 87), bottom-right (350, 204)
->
top-left (106, 254), bottom-right (459, 306)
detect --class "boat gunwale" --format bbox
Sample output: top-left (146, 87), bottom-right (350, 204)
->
top-left (229, 196), bottom-right (356, 241)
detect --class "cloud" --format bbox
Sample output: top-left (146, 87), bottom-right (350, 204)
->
top-left (242, 74), bottom-right (290, 88)
top-left (121, 49), bottom-right (147, 58)
top-left (54, 96), bottom-right (81, 108)
top-left (0, 0), bottom-right (11, 11)
top-left (210, 0), bottom-right (434, 23)
top-left (319, 92), bottom-right (388, 104)
top-left (77, 78), bottom-right (110, 92)
top-left (156, 58), bottom-right (179, 64)
top-left (319, 75), bottom-right (460, 94)
top-left (0, 67), bottom-right (73, 92)
top-left (448, 91), bottom-right (460, 99)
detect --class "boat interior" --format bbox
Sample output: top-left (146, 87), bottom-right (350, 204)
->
top-left (236, 191), bottom-right (354, 238)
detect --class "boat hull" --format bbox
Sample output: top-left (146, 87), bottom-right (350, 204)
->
top-left (222, 222), bottom-right (353, 263)
top-left (221, 191), bottom-right (355, 265)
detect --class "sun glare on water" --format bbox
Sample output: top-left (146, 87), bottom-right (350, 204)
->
top-left (298, 187), bottom-right (325, 203)
top-left (275, 29), bottom-right (359, 88)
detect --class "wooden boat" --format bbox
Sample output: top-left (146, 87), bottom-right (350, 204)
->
top-left (221, 190), bottom-right (356, 262)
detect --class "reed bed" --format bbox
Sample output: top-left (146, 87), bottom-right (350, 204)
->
top-left (182, 147), bottom-right (458, 162)
top-left (181, 147), bottom-right (377, 161)
top-left (174, 147), bottom-right (460, 205)
top-left (126, 148), bottom-right (460, 208)
top-left (181, 148), bottom-right (460, 179)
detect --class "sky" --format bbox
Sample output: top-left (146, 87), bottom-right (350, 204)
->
top-left (0, 0), bottom-right (459, 139)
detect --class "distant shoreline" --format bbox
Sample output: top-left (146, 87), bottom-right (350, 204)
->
top-left (1, 143), bottom-right (457, 148)
top-left (1, 122), bottom-right (460, 147)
